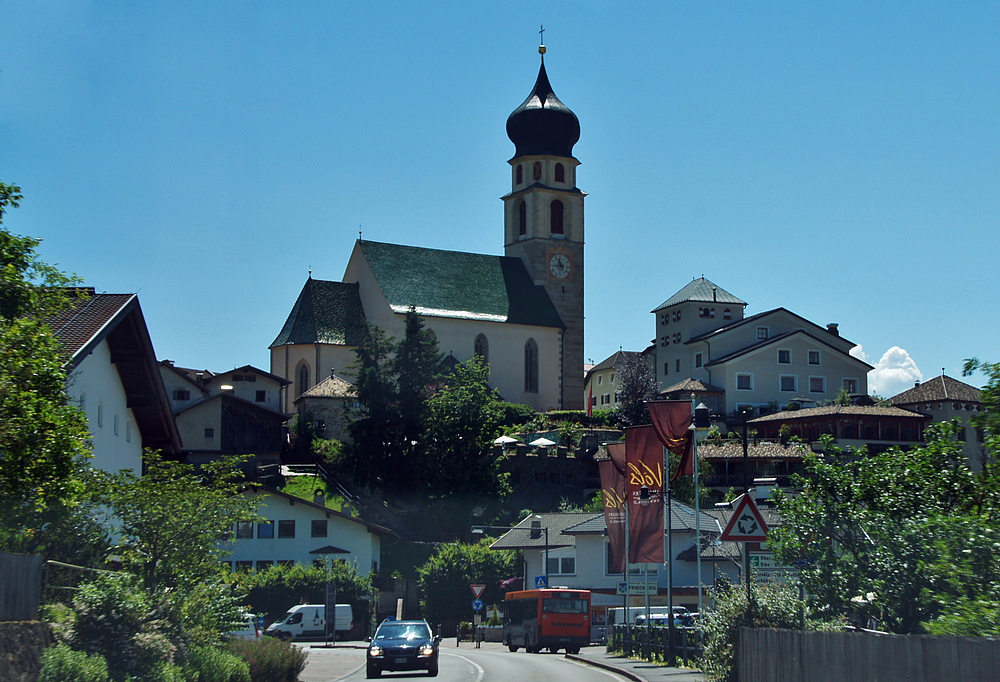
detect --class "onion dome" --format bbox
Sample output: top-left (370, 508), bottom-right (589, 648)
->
top-left (506, 54), bottom-right (580, 159)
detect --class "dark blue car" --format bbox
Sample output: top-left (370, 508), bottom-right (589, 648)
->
top-left (366, 620), bottom-right (441, 678)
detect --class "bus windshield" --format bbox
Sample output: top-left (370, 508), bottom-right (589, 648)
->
top-left (541, 598), bottom-right (588, 614)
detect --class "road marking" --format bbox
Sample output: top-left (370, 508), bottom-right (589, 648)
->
top-left (441, 652), bottom-right (485, 682)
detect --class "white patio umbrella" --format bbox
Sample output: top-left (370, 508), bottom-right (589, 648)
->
top-left (493, 435), bottom-right (519, 445)
top-left (528, 437), bottom-right (556, 447)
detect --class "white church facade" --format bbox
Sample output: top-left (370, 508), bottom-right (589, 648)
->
top-left (271, 47), bottom-right (585, 415)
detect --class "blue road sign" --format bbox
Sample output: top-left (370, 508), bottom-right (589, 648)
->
top-left (535, 576), bottom-right (547, 588)
top-left (472, 598), bottom-right (484, 612)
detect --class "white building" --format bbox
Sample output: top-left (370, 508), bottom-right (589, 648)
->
top-left (51, 291), bottom-right (179, 473)
top-left (653, 278), bottom-right (873, 417)
top-left (223, 486), bottom-right (394, 574)
top-left (271, 49), bottom-right (586, 415)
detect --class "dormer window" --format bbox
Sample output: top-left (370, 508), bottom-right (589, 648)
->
top-left (555, 163), bottom-right (565, 182)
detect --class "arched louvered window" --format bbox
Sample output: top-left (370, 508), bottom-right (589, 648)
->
top-left (555, 163), bottom-right (565, 182)
top-left (550, 200), bottom-right (564, 235)
top-left (518, 200), bottom-right (527, 236)
top-left (516, 164), bottom-right (523, 184)
top-left (524, 339), bottom-right (539, 393)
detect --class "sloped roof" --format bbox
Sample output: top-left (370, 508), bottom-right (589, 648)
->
top-left (358, 240), bottom-right (565, 328)
top-left (49, 291), bottom-right (180, 453)
top-left (249, 486), bottom-right (396, 538)
top-left (749, 404), bottom-right (926, 423)
top-left (659, 378), bottom-right (725, 395)
top-left (296, 373), bottom-right (355, 401)
top-left (886, 375), bottom-right (982, 406)
top-left (702, 325), bottom-right (873, 371)
top-left (487, 512), bottom-right (589, 550)
top-left (697, 441), bottom-right (813, 460)
top-left (652, 277), bottom-right (746, 312)
top-left (270, 279), bottom-right (368, 348)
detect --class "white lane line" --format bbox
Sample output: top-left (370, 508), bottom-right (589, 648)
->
top-left (441, 652), bottom-right (486, 682)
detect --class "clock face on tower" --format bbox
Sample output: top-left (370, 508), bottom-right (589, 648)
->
top-left (548, 253), bottom-right (571, 280)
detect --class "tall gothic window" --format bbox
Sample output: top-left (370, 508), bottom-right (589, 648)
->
top-left (555, 163), bottom-right (565, 182)
top-left (297, 362), bottom-right (310, 397)
top-left (550, 200), bottom-right (564, 235)
top-left (516, 164), bottom-right (523, 184)
top-left (524, 339), bottom-right (539, 393)
top-left (518, 200), bottom-right (526, 236)
top-left (474, 334), bottom-right (489, 365)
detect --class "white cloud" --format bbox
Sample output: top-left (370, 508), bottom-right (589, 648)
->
top-left (865, 346), bottom-right (923, 398)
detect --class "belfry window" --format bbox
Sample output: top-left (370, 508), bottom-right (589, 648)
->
top-left (533, 161), bottom-right (542, 181)
top-left (518, 200), bottom-right (526, 236)
top-left (524, 339), bottom-right (539, 393)
top-left (516, 164), bottom-right (523, 184)
top-left (550, 200), bottom-right (564, 235)
top-left (555, 163), bottom-right (565, 182)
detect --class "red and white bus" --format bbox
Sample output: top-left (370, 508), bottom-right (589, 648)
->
top-left (502, 588), bottom-right (591, 654)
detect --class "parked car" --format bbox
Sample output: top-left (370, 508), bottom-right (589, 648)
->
top-left (366, 620), bottom-right (441, 678)
top-left (264, 603), bottom-right (354, 641)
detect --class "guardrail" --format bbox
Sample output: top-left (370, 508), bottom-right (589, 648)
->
top-left (607, 623), bottom-right (702, 667)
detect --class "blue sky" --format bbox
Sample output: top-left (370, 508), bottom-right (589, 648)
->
top-left (3, 2), bottom-right (997, 398)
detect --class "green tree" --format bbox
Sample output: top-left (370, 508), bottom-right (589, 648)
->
top-left (95, 451), bottom-right (259, 592)
top-left (0, 181), bottom-right (93, 553)
top-left (769, 418), bottom-right (1000, 634)
top-left (422, 357), bottom-right (508, 500)
top-left (613, 353), bottom-right (657, 427)
top-left (416, 540), bottom-right (518, 631)
top-left (346, 324), bottom-right (400, 491)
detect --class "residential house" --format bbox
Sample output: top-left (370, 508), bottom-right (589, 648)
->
top-left (885, 374), bottom-right (987, 468)
top-left (651, 278), bottom-right (873, 417)
top-left (584, 350), bottom-right (650, 412)
top-left (223, 486), bottom-right (394, 575)
top-left (158, 362), bottom-right (289, 465)
top-left (50, 291), bottom-right (180, 473)
top-left (271, 52), bottom-right (587, 414)
top-left (488, 506), bottom-right (738, 622)
top-left (293, 371), bottom-right (358, 444)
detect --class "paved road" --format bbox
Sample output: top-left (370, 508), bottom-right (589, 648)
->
top-left (297, 640), bottom-right (705, 682)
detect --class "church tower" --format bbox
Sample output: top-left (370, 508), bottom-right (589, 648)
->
top-left (503, 44), bottom-right (585, 410)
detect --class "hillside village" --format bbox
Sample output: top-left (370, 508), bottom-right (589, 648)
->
top-left (12, 49), bottom-right (988, 626)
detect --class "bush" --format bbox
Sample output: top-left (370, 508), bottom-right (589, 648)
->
top-left (225, 637), bottom-right (307, 682)
top-left (232, 562), bottom-right (371, 637)
top-left (185, 645), bottom-right (251, 682)
top-left (700, 580), bottom-right (835, 682)
top-left (38, 643), bottom-right (108, 682)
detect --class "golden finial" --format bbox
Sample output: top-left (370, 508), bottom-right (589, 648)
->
top-left (539, 25), bottom-right (546, 54)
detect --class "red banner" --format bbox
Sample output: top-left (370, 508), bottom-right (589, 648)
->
top-left (647, 400), bottom-right (694, 485)
top-left (624, 425), bottom-right (664, 563)
top-left (599, 442), bottom-right (627, 573)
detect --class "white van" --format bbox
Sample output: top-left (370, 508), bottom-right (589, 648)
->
top-left (264, 603), bottom-right (354, 641)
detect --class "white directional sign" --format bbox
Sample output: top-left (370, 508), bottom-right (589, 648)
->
top-left (720, 494), bottom-right (769, 542)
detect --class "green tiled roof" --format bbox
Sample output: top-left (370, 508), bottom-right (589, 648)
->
top-left (359, 240), bottom-right (564, 328)
top-left (270, 279), bottom-right (369, 348)
top-left (652, 277), bottom-right (746, 312)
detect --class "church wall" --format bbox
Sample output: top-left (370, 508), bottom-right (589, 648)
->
top-left (271, 344), bottom-right (358, 414)
top-left (410, 313), bottom-right (563, 412)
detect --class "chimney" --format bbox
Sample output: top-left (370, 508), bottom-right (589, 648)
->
top-left (826, 323), bottom-right (839, 336)
top-left (713, 287), bottom-right (717, 302)
top-left (331, 368), bottom-right (336, 379)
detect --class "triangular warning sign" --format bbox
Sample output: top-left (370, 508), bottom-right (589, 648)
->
top-left (470, 584), bottom-right (486, 599)
top-left (720, 494), bottom-right (769, 542)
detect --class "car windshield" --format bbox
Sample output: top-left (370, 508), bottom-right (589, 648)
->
top-left (376, 623), bottom-right (430, 640)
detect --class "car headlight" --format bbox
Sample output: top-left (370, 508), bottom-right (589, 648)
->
top-left (418, 644), bottom-right (435, 657)
top-left (368, 646), bottom-right (383, 658)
